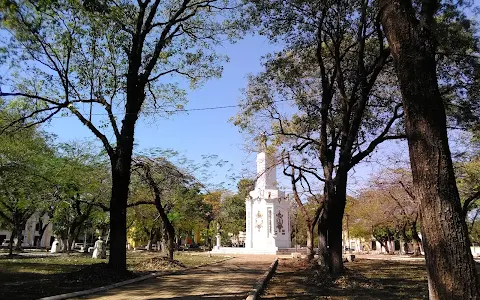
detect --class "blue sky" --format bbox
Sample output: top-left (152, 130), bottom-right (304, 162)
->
top-left (43, 32), bottom-right (409, 195)
top-left (45, 34), bottom-right (286, 191)
top-left (41, 2), bottom-right (480, 194)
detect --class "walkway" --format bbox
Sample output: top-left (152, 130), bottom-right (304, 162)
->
top-left (76, 255), bottom-right (276, 300)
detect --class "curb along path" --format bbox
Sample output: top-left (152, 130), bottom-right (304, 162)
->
top-left (246, 258), bottom-right (278, 300)
top-left (72, 255), bottom-right (276, 300)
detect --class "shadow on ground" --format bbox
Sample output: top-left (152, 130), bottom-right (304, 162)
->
top-left (77, 262), bottom-right (268, 300)
top-left (262, 258), bottom-right (430, 300)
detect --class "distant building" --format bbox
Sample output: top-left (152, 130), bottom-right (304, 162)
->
top-left (0, 212), bottom-right (53, 248)
top-left (229, 231), bottom-right (246, 247)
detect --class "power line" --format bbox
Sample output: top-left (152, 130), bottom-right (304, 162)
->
top-left (51, 99), bottom-right (292, 119)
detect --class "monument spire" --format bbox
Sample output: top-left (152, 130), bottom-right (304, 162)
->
top-left (256, 135), bottom-right (276, 190)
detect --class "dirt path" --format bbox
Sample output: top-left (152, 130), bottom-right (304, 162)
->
top-left (76, 255), bottom-right (276, 300)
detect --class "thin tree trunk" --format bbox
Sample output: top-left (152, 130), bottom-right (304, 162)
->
top-left (8, 230), bottom-right (15, 255)
top-left (36, 222), bottom-right (49, 248)
top-left (400, 224), bottom-right (408, 255)
top-left (14, 223), bottom-right (23, 251)
top-left (206, 220), bottom-right (211, 249)
top-left (380, 1), bottom-right (480, 298)
top-left (377, 239), bottom-right (388, 253)
top-left (146, 227), bottom-right (153, 251)
top-left (146, 239), bottom-right (152, 251)
top-left (386, 229), bottom-right (394, 255)
top-left (140, 161), bottom-right (176, 260)
top-left (62, 238), bottom-right (68, 252)
top-left (306, 224), bottom-right (315, 260)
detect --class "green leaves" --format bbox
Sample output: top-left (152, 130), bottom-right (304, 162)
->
top-left (0, 110), bottom-right (57, 228)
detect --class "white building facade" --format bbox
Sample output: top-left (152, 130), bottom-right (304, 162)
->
top-left (0, 212), bottom-right (53, 248)
top-left (244, 151), bottom-right (291, 253)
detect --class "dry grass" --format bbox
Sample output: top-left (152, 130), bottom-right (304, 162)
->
top-left (263, 258), bottom-right (430, 300)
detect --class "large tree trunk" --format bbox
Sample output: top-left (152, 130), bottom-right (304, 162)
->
top-left (109, 161), bottom-right (130, 271)
top-left (160, 220), bottom-right (175, 259)
top-left (71, 224), bottom-right (84, 251)
top-left (108, 94), bottom-right (141, 271)
top-left (327, 178), bottom-right (347, 276)
top-left (317, 214), bottom-right (329, 266)
top-left (67, 236), bottom-right (74, 252)
top-left (327, 207), bottom-right (343, 275)
top-left (380, 1), bottom-right (480, 298)
top-left (67, 224), bottom-right (79, 252)
top-left (14, 223), bottom-right (23, 251)
top-left (166, 223), bottom-right (174, 260)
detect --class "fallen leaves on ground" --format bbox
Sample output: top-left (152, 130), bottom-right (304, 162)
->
top-left (136, 256), bottom-right (187, 272)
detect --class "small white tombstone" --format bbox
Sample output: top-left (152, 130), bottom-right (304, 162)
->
top-left (50, 239), bottom-right (60, 253)
top-left (291, 252), bottom-right (301, 258)
top-left (214, 234), bottom-right (221, 250)
top-left (92, 237), bottom-right (106, 259)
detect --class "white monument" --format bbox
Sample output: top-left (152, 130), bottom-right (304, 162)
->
top-left (92, 236), bottom-right (106, 259)
top-left (244, 150), bottom-right (291, 253)
top-left (50, 238), bottom-right (60, 253)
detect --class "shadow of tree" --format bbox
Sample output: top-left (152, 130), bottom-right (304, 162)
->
top-left (262, 258), bottom-right (430, 299)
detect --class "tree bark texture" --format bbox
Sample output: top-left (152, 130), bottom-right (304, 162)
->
top-left (327, 176), bottom-right (347, 275)
top-left (163, 221), bottom-right (175, 259)
top-left (109, 159), bottom-right (130, 271)
top-left (380, 1), bottom-right (479, 298)
top-left (306, 224), bottom-right (315, 260)
top-left (14, 223), bottom-right (24, 250)
top-left (317, 214), bottom-right (329, 266)
top-left (8, 230), bottom-right (15, 255)
top-left (411, 221), bottom-right (423, 256)
top-left (36, 222), bottom-right (49, 248)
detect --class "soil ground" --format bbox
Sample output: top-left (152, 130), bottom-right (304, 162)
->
top-left (76, 255), bottom-right (275, 300)
top-left (0, 251), bottom-right (227, 300)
